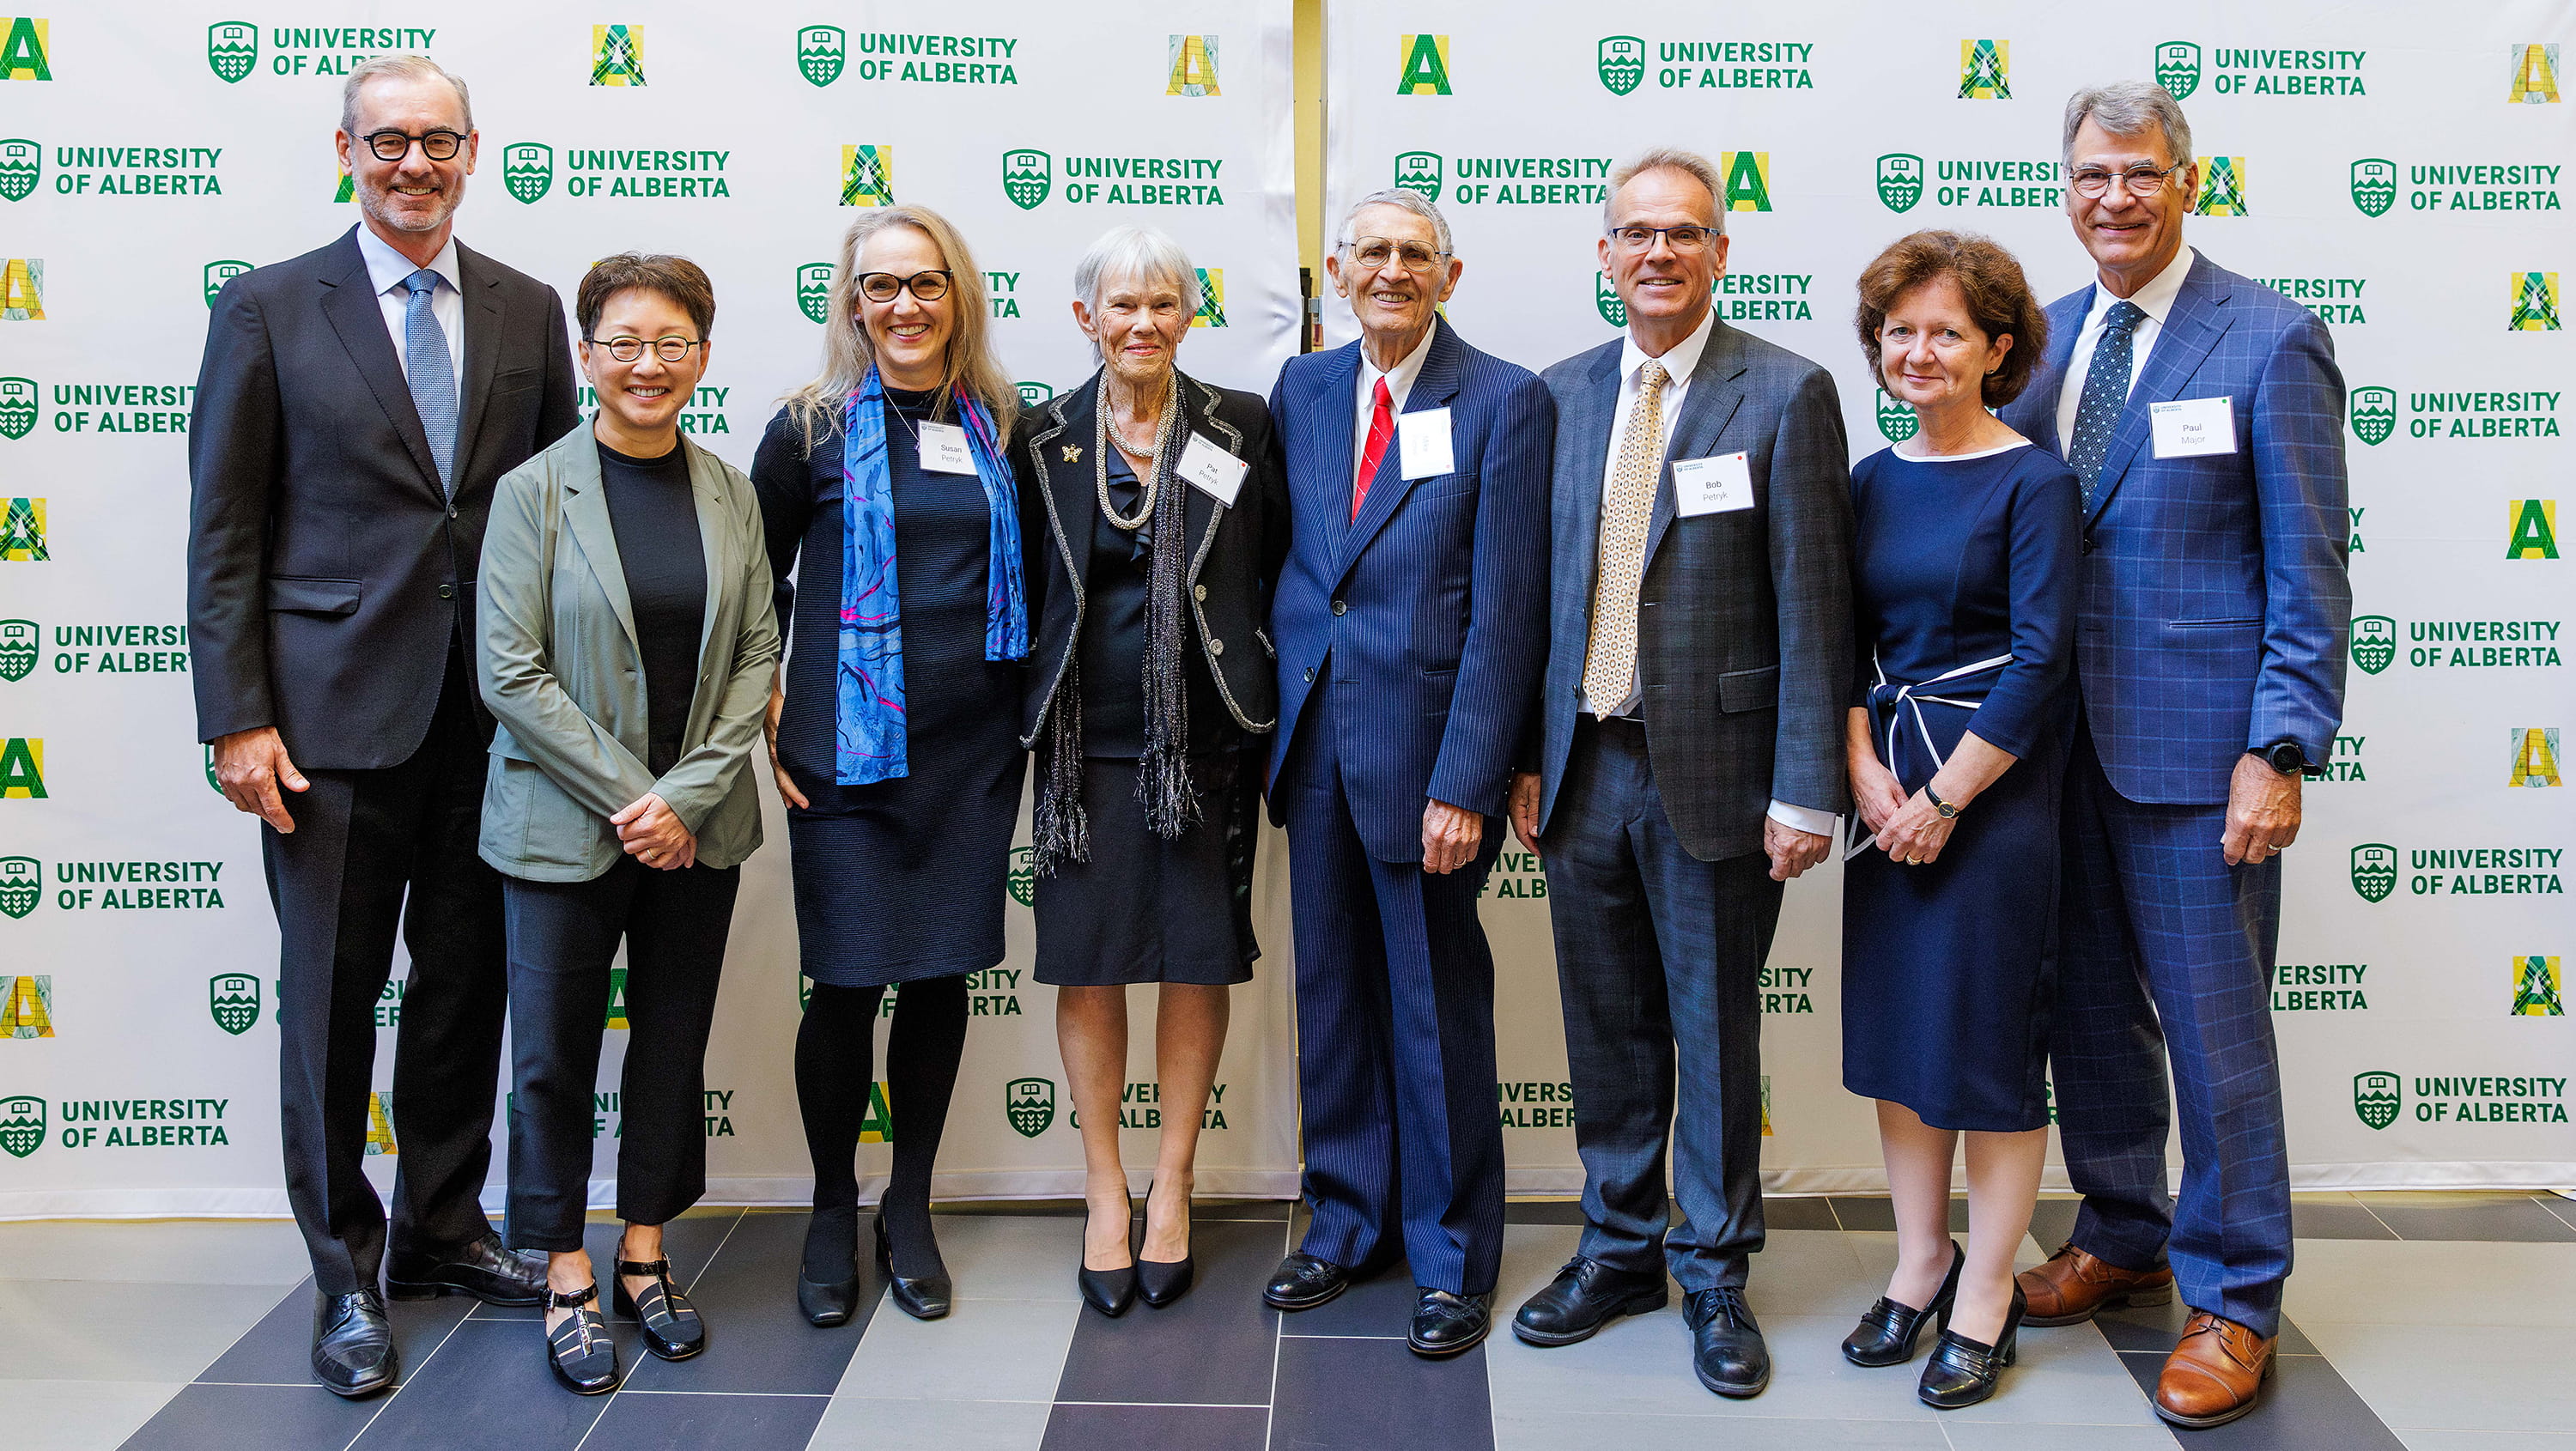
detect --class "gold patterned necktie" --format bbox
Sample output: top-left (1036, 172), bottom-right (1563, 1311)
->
top-left (1582, 359), bottom-right (1670, 713)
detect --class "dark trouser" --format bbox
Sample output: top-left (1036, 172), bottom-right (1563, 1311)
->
top-left (1541, 715), bottom-right (1779, 1292)
top-left (264, 650), bottom-right (508, 1296)
top-left (501, 857), bottom-right (738, 1252)
top-left (2053, 723), bottom-right (2291, 1336)
top-left (1281, 686), bottom-right (1506, 1296)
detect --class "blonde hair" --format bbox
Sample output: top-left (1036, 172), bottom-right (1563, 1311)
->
top-left (783, 205), bottom-right (1018, 448)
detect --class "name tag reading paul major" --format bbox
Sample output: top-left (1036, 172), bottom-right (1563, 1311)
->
top-left (2149, 397), bottom-right (2237, 459)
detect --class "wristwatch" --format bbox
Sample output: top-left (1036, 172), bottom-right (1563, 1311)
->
top-left (2248, 740), bottom-right (2317, 777)
top-left (1925, 783), bottom-right (1962, 819)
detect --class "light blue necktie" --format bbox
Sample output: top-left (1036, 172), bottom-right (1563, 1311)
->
top-left (403, 269), bottom-right (458, 495)
top-left (2066, 299), bottom-right (2145, 506)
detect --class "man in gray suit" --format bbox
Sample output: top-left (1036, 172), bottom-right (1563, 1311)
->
top-left (1505, 147), bottom-right (1852, 1398)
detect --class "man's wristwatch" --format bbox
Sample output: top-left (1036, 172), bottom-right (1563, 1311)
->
top-left (2248, 740), bottom-right (2316, 777)
top-left (1925, 783), bottom-right (1962, 819)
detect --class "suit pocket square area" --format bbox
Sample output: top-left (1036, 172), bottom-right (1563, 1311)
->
top-left (264, 576), bottom-right (362, 615)
top-left (2164, 617), bottom-right (2260, 630)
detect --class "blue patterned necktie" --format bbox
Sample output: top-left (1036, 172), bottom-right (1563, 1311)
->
top-left (403, 268), bottom-right (458, 495)
top-left (2067, 299), bottom-right (2146, 505)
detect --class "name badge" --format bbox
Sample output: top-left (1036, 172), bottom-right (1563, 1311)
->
top-left (1397, 406), bottom-right (1455, 479)
top-left (917, 422), bottom-right (977, 475)
top-left (2149, 397), bottom-right (2237, 459)
top-left (1177, 431), bottom-right (1248, 506)
top-left (1672, 452), bottom-right (1755, 515)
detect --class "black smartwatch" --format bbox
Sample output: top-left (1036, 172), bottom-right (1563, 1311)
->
top-left (2248, 740), bottom-right (2312, 776)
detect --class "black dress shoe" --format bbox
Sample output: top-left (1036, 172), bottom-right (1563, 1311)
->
top-left (613, 1257), bottom-right (706, 1361)
top-left (311, 1289), bottom-right (398, 1398)
top-left (876, 1214), bottom-right (953, 1320)
top-left (798, 1205), bottom-right (862, 1328)
top-left (1410, 1290), bottom-right (1493, 1357)
top-left (1919, 1283), bottom-right (2026, 1409)
top-left (544, 1284), bottom-right (617, 1395)
top-left (1684, 1286), bottom-right (1771, 1398)
top-left (1135, 1180), bottom-right (1194, 1308)
top-left (1844, 1238), bottom-right (1963, 1367)
top-left (1077, 1188), bottom-right (1137, 1318)
top-left (1513, 1256), bottom-right (1668, 1346)
top-left (386, 1229), bottom-right (547, 1307)
top-left (1263, 1252), bottom-right (1352, 1311)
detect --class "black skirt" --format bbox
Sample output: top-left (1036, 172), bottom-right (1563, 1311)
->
top-left (1033, 750), bottom-right (1259, 987)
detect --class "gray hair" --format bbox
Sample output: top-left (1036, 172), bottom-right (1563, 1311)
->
top-left (1605, 147), bottom-right (1727, 234)
top-left (2062, 82), bottom-right (2193, 169)
top-left (1338, 189), bottom-right (1454, 257)
top-left (341, 54), bottom-right (473, 137)
top-left (1072, 225), bottom-right (1201, 322)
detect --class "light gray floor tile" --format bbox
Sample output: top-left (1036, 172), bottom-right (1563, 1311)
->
top-left (1495, 1223), bottom-right (1584, 1308)
top-left (830, 1292), bottom-right (1078, 1404)
top-left (1494, 1407), bottom-right (1948, 1451)
top-left (2287, 1240), bottom-right (2576, 1328)
top-left (0, 1219), bottom-right (313, 1286)
top-left (2306, 1321), bottom-right (2576, 1433)
top-left (2401, 1434), bottom-right (2576, 1450)
top-left (1939, 1424), bottom-right (2188, 1449)
top-left (806, 1394), bottom-right (1054, 1451)
top-left (1744, 1230), bottom-right (1879, 1319)
top-left (8, 1378), bottom-right (188, 1451)
top-left (927, 1213), bottom-right (1086, 1302)
top-left (0, 1280), bottom-right (293, 1382)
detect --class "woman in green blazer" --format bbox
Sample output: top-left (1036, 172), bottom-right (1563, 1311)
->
top-left (476, 254), bottom-right (779, 1395)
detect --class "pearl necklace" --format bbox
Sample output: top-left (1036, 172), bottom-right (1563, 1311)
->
top-left (1095, 373), bottom-right (1179, 532)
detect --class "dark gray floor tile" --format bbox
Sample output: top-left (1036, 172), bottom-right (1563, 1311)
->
top-left (2291, 1200), bottom-right (2397, 1240)
top-left (2094, 1298), bottom-right (2318, 1356)
top-left (2116, 1342), bottom-right (2403, 1450)
top-left (1273, 1254), bottom-right (1419, 1337)
top-left (471, 1211), bottom-right (739, 1322)
top-left (1041, 1402), bottom-right (1267, 1451)
top-left (2542, 1193), bottom-right (2576, 1231)
top-left (940, 1199), bottom-right (1084, 1217)
top-left (1273, 1335), bottom-right (1492, 1451)
top-left (2027, 1197), bottom-right (2081, 1250)
top-left (1766, 1196), bottom-right (1839, 1231)
top-left (618, 1211), bottom-right (877, 1395)
top-left (584, 1390), bottom-right (830, 1450)
top-left (346, 1320), bottom-right (621, 1450)
top-left (1192, 1199), bottom-right (1293, 1222)
top-left (1504, 1199), bottom-right (1590, 1226)
top-left (1827, 1197), bottom-right (1971, 1232)
top-left (1052, 1220), bottom-right (1283, 1405)
top-left (2369, 1199), bottom-right (2576, 1242)
top-left (121, 1382), bottom-right (381, 1451)
top-left (197, 1278), bottom-right (476, 1386)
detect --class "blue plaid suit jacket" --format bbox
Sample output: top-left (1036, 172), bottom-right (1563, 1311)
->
top-left (1996, 252), bottom-right (2350, 805)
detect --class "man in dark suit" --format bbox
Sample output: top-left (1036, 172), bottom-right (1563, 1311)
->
top-left (189, 55), bottom-right (576, 1397)
top-left (1997, 83), bottom-right (2347, 1430)
top-left (1507, 148), bottom-right (1851, 1399)
top-left (1263, 191), bottom-right (1552, 1357)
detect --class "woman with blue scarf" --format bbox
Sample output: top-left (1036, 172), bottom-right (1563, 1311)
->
top-left (751, 206), bottom-right (1035, 1329)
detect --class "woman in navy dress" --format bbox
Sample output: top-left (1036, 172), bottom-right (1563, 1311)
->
top-left (751, 206), bottom-right (1034, 1328)
top-left (1837, 232), bottom-right (2080, 1410)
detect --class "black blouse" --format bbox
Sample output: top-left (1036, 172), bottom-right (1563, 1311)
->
top-left (596, 440), bottom-right (705, 777)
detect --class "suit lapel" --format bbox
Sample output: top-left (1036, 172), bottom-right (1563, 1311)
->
top-left (680, 437), bottom-right (731, 732)
top-left (451, 242), bottom-right (507, 496)
top-left (317, 230), bottom-right (443, 496)
top-left (1338, 319), bottom-right (1461, 577)
top-left (1643, 320), bottom-right (1747, 568)
top-left (1307, 340), bottom-right (1361, 556)
top-left (1177, 373), bottom-right (1239, 578)
top-left (2020, 288), bottom-right (2090, 460)
top-left (1556, 343), bottom-right (1620, 621)
top-left (1042, 374), bottom-right (1100, 586)
top-left (560, 443), bottom-right (641, 654)
top-left (2087, 258), bottom-right (2233, 522)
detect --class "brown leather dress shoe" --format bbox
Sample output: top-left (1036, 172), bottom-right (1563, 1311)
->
top-left (2014, 1243), bottom-right (2175, 1327)
top-left (2155, 1312), bottom-right (2275, 1428)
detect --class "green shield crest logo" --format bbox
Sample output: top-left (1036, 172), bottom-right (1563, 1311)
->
top-left (204, 261), bottom-right (251, 309)
top-left (2349, 386), bottom-right (2397, 446)
top-left (1875, 394), bottom-right (1920, 443)
top-left (1015, 381), bottom-right (1055, 411)
top-left (0, 139), bottom-right (37, 202)
top-left (2353, 1072), bottom-right (2400, 1130)
top-left (0, 618), bottom-right (34, 680)
top-left (209, 973), bottom-right (260, 1035)
top-left (502, 143), bottom-right (552, 204)
top-left (798, 25), bottom-right (845, 87)
top-left (1394, 150), bottom-right (1442, 203)
top-left (1597, 36), bottom-right (1645, 96)
top-left (0, 377), bottom-right (34, 439)
top-left (1875, 153), bottom-right (1923, 213)
top-left (207, 21), bottom-right (257, 84)
top-left (1005, 1077), bottom-right (1055, 1138)
top-left (1007, 846), bottom-right (1036, 907)
top-left (2154, 41), bottom-right (2201, 99)
top-left (2349, 159), bottom-right (2396, 218)
top-left (0, 857), bottom-right (36, 919)
top-left (204, 743), bottom-right (222, 792)
top-left (795, 263), bottom-right (835, 325)
top-left (0, 1095), bottom-right (42, 1157)
top-left (1001, 149), bottom-right (1051, 210)
top-left (2349, 843), bottom-right (2397, 902)
top-left (2350, 616), bottom-right (2396, 676)
top-left (1595, 272), bottom-right (1626, 329)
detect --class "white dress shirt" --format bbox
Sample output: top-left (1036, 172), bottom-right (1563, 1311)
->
top-left (353, 223), bottom-right (465, 400)
top-left (2053, 244), bottom-right (2195, 455)
top-left (1351, 323), bottom-right (1438, 477)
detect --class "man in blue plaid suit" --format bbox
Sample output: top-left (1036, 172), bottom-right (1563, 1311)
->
top-left (1995, 82), bottom-right (2348, 1430)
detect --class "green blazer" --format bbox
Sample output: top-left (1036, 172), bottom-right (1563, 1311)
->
top-left (476, 422), bottom-right (781, 881)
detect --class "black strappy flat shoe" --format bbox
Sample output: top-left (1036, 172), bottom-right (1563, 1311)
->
top-left (544, 1283), bottom-right (617, 1395)
top-left (613, 1257), bottom-right (706, 1362)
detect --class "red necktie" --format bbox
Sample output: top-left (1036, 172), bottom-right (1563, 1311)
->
top-left (1353, 375), bottom-right (1394, 520)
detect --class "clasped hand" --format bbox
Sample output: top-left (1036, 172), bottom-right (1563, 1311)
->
top-left (1851, 752), bottom-right (1953, 866)
top-left (613, 792), bottom-right (696, 870)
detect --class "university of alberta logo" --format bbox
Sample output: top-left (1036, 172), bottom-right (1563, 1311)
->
top-left (0, 17), bottom-right (47, 82)
top-left (3, 257), bottom-right (44, 319)
top-left (2507, 498), bottom-right (2559, 560)
top-left (1006, 846), bottom-right (1036, 907)
top-left (207, 21), bottom-right (255, 82)
top-left (2154, 41), bottom-right (2201, 99)
top-left (203, 260), bottom-right (249, 309)
top-left (2193, 156), bottom-right (2248, 216)
top-left (795, 263), bottom-right (834, 325)
top-left (1598, 36), bottom-right (1644, 96)
top-left (0, 1094), bottom-right (42, 1157)
top-left (2509, 271), bottom-right (2561, 331)
top-left (1193, 269), bottom-right (1226, 328)
top-left (1394, 150), bottom-right (1441, 203)
top-left (2507, 727), bottom-right (2561, 788)
top-left (1001, 149), bottom-right (1049, 209)
top-left (1595, 272), bottom-right (1625, 328)
top-left (1396, 33), bottom-right (1451, 95)
top-left (364, 1090), bottom-right (397, 1155)
top-left (2350, 159), bottom-right (2396, 217)
top-left (2350, 616), bottom-right (2396, 675)
top-left (0, 974), bottom-right (51, 1036)
top-left (1876, 394), bottom-right (1919, 442)
top-left (2349, 386), bottom-right (2396, 446)
top-left (0, 377), bottom-right (33, 440)
top-left (1876, 154), bottom-right (1923, 212)
top-left (797, 25), bottom-right (843, 86)
top-left (1015, 381), bottom-right (1054, 410)
top-left (1959, 39), bottom-right (2009, 100)
top-left (0, 856), bottom-right (35, 918)
top-left (591, 24), bottom-right (645, 87)
top-left (2349, 843), bottom-right (2397, 902)
top-left (0, 617), bottom-right (33, 678)
top-left (502, 143), bottom-right (552, 204)
top-left (0, 138), bottom-right (36, 202)
top-left (0, 500), bottom-right (46, 562)
top-left (1166, 34), bottom-right (1218, 97)
top-left (841, 144), bottom-right (892, 207)
top-left (209, 973), bottom-right (260, 1035)
top-left (1005, 1077), bottom-right (1054, 1138)
top-left (2512, 955), bottom-right (2564, 1016)
top-left (2508, 43), bottom-right (2559, 104)
top-left (2354, 1071), bottom-right (2400, 1130)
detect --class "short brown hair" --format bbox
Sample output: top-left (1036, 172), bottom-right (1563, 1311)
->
top-left (576, 252), bottom-right (715, 342)
top-left (1853, 231), bottom-right (2046, 407)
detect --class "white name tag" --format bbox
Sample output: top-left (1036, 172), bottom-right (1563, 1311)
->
top-left (2149, 396), bottom-right (2237, 459)
top-left (917, 422), bottom-right (977, 475)
top-left (1177, 431), bottom-right (1248, 506)
top-left (1672, 452), bottom-right (1755, 515)
top-left (1397, 406), bottom-right (1455, 479)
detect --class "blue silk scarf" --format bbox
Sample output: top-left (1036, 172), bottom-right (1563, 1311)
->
top-left (835, 368), bottom-right (1029, 784)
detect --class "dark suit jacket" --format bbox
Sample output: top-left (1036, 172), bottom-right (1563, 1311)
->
top-left (1996, 252), bottom-right (2348, 804)
top-left (1267, 319), bottom-right (1553, 862)
top-left (1532, 318), bottom-right (1855, 862)
top-left (187, 225), bottom-right (579, 770)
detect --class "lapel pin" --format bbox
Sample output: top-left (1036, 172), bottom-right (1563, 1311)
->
top-left (1062, 444), bottom-right (1082, 463)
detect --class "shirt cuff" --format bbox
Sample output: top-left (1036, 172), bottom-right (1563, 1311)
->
top-left (1766, 799), bottom-right (1838, 836)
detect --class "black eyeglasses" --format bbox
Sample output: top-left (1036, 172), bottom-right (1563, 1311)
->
top-left (1607, 225), bottom-right (1717, 253)
top-left (359, 129), bottom-right (468, 162)
top-left (2069, 161), bottom-right (2188, 198)
top-left (857, 270), bottom-right (952, 303)
top-left (584, 336), bottom-right (705, 363)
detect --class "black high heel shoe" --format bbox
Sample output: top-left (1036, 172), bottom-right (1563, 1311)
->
top-left (876, 1213), bottom-right (954, 1320)
top-left (1076, 1185), bottom-right (1138, 1318)
top-left (799, 1205), bottom-right (861, 1327)
top-left (614, 1256), bottom-right (706, 1361)
top-left (1919, 1281), bottom-right (2026, 1409)
top-left (544, 1283), bottom-right (617, 1395)
top-left (1135, 1180), bottom-right (1195, 1308)
top-left (1844, 1237), bottom-right (1964, 1367)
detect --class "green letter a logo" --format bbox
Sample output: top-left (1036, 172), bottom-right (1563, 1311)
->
top-left (1397, 33), bottom-right (1452, 95)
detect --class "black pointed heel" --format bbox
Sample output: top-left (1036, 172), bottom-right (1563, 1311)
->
top-left (799, 1205), bottom-right (861, 1327)
top-left (1919, 1282), bottom-right (2026, 1408)
top-left (1135, 1179), bottom-right (1195, 1308)
top-left (1844, 1237), bottom-right (1964, 1367)
top-left (876, 1213), bottom-right (954, 1320)
top-left (1077, 1185), bottom-right (1138, 1317)
top-left (544, 1284), bottom-right (617, 1395)
top-left (613, 1256), bottom-right (706, 1361)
